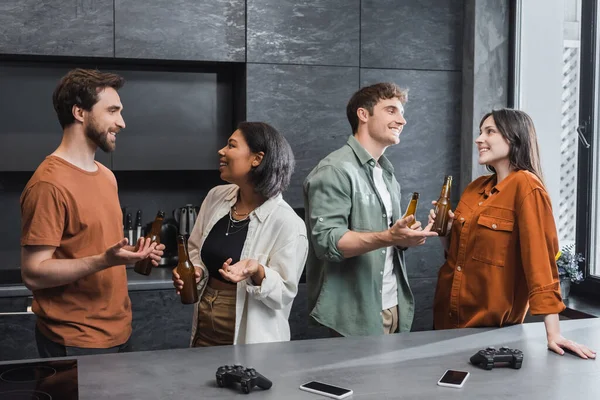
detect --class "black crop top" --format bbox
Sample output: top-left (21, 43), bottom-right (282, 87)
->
top-left (200, 213), bottom-right (249, 284)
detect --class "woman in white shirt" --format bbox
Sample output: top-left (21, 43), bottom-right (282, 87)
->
top-left (172, 122), bottom-right (308, 346)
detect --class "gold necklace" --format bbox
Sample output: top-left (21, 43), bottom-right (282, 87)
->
top-left (232, 205), bottom-right (250, 217)
top-left (225, 211), bottom-right (250, 236)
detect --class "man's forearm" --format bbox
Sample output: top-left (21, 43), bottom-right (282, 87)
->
top-left (22, 254), bottom-right (108, 291)
top-left (337, 230), bottom-right (392, 258)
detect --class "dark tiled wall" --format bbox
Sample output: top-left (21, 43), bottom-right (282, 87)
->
top-left (246, 64), bottom-right (360, 207)
top-left (360, 0), bottom-right (463, 70)
top-left (0, 0), bottom-right (509, 335)
top-left (115, 0), bottom-right (246, 61)
top-left (0, 0), bottom-right (114, 57)
top-left (246, 0), bottom-right (360, 66)
top-left (246, 0), bottom-right (464, 331)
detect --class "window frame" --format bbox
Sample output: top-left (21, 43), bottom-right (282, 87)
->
top-left (573, 0), bottom-right (600, 298)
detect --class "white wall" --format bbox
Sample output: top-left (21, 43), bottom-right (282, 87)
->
top-left (516, 0), bottom-right (564, 223)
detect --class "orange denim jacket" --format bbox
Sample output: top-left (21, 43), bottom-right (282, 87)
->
top-left (434, 170), bottom-right (566, 329)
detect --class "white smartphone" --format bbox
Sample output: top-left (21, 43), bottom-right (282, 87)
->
top-left (437, 369), bottom-right (470, 388)
top-left (299, 381), bottom-right (353, 399)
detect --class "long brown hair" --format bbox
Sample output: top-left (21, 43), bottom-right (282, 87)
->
top-left (479, 108), bottom-right (544, 183)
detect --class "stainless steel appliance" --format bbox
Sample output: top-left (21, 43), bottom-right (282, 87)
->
top-left (173, 204), bottom-right (199, 236)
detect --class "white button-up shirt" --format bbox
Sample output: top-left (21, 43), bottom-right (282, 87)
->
top-left (188, 184), bottom-right (308, 345)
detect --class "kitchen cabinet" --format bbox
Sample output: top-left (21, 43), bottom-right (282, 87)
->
top-left (115, 0), bottom-right (245, 62)
top-left (129, 289), bottom-right (193, 351)
top-left (246, 0), bottom-right (359, 66)
top-left (0, 0), bottom-right (114, 57)
top-left (0, 288), bottom-right (192, 362)
top-left (0, 296), bottom-right (37, 362)
top-left (109, 69), bottom-right (232, 171)
top-left (360, 0), bottom-right (463, 70)
top-left (0, 63), bottom-right (111, 171)
top-left (246, 63), bottom-right (359, 207)
top-left (0, 62), bottom-right (238, 172)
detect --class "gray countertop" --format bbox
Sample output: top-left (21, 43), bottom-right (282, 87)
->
top-left (0, 267), bottom-right (174, 297)
top-left (1, 318), bottom-right (598, 399)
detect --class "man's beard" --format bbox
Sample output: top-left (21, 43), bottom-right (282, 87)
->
top-left (85, 120), bottom-right (114, 153)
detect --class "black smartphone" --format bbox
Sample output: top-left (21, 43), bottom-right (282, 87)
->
top-left (437, 369), bottom-right (470, 388)
top-left (299, 381), bottom-right (353, 399)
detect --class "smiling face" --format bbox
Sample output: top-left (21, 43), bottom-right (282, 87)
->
top-left (476, 115), bottom-right (511, 167)
top-left (217, 129), bottom-right (263, 186)
top-left (82, 87), bottom-right (126, 153)
top-left (362, 98), bottom-right (406, 147)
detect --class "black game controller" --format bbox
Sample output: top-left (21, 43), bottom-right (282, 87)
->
top-left (470, 346), bottom-right (524, 370)
top-left (215, 364), bottom-right (273, 394)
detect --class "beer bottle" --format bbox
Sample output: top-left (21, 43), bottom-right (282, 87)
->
top-left (133, 210), bottom-right (165, 276)
top-left (176, 235), bottom-right (199, 304)
top-left (431, 175), bottom-right (453, 236)
top-left (402, 192), bottom-right (419, 227)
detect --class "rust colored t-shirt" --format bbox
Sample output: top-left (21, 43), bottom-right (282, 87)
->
top-left (434, 170), bottom-right (566, 330)
top-left (20, 156), bottom-right (131, 348)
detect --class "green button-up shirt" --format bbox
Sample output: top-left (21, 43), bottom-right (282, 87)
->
top-left (303, 135), bottom-right (415, 336)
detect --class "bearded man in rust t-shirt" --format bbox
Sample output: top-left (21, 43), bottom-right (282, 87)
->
top-left (20, 68), bottom-right (164, 357)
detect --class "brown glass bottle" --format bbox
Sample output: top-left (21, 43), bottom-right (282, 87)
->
top-left (133, 210), bottom-right (165, 276)
top-left (176, 235), bottom-right (199, 304)
top-left (431, 175), bottom-right (453, 236)
top-left (402, 192), bottom-right (420, 227)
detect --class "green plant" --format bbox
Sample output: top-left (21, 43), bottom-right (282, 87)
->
top-left (556, 244), bottom-right (584, 283)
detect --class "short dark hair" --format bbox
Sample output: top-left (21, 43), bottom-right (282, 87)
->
top-left (237, 122), bottom-right (295, 199)
top-left (346, 82), bottom-right (408, 133)
top-left (479, 108), bottom-right (544, 183)
top-left (52, 68), bottom-right (125, 129)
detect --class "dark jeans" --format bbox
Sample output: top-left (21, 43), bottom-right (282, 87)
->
top-left (35, 325), bottom-right (131, 358)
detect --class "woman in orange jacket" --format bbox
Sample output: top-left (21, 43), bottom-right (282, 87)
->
top-left (430, 108), bottom-right (595, 359)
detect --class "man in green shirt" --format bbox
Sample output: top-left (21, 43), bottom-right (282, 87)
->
top-left (304, 82), bottom-right (437, 337)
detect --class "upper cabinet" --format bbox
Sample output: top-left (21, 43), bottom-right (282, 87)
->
top-left (0, 0), bottom-right (114, 57)
top-left (0, 64), bottom-right (111, 171)
top-left (360, 0), bottom-right (463, 71)
top-left (110, 68), bottom-right (232, 171)
top-left (246, 63), bottom-right (359, 207)
top-left (0, 63), bottom-right (236, 172)
top-left (246, 0), bottom-right (360, 66)
top-left (115, 0), bottom-right (246, 62)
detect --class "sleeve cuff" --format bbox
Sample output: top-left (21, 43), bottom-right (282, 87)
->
top-left (323, 227), bottom-right (350, 262)
top-left (528, 288), bottom-right (567, 315)
top-left (245, 265), bottom-right (275, 298)
top-left (196, 264), bottom-right (209, 297)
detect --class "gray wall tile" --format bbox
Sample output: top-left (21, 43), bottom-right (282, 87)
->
top-left (461, 0), bottom-right (509, 190)
top-left (115, 0), bottom-right (245, 61)
top-left (410, 277), bottom-right (437, 331)
top-left (247, 0), bottom-right (360, 66)
top-left (360, 68), bottom-right (461, 279)
top-left (130, 290), bottom-right (193, 351)
top-left (0, 0), bottom-right (113, 57)
top-left (361, 0), bottom-right (463, 70)
top-left (246, 63), bottom-right (359, 207)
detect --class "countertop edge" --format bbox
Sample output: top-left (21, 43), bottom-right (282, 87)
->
top-left (0, 268), bottom-right (175, 298)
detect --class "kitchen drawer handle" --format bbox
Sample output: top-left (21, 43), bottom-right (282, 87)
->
top-left (0, 311), bottom-right (33, 315)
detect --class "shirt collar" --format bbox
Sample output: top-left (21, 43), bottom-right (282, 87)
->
top-left (346, 135), bottom-right (395, 173)
top-left (223, 186), bottom-right (281, 223)
top-left (477, 171), bottom-right (517, 196)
